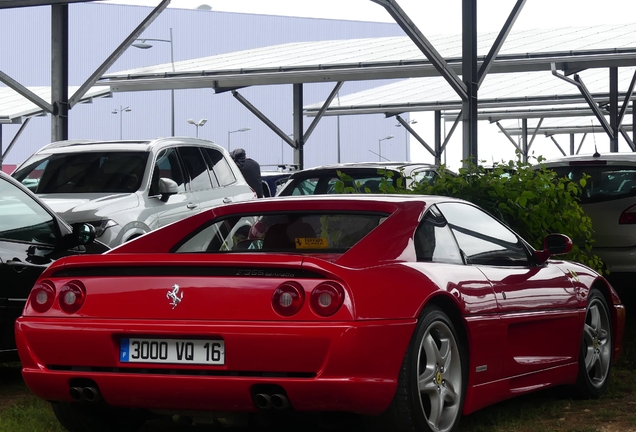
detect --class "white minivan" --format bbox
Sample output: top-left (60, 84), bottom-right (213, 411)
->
top-left (12, 138), bottom-right (256, 248)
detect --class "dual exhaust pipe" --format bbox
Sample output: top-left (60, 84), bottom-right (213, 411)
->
top-left (69, 386), bottom-right (101, 403)
top-left (253, 393), bottom-right (290, 410)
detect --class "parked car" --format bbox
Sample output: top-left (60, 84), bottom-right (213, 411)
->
top-left (260, 164), bottom-right (297, 197)
top-left (16, 195), bottom-right (624, 432)
top-left (0, 171), bottom-right (108, 361)
top-left (539, 152), bottom-right (636, 288)
top-left (277, 161), bottom-right (444, 196)
top-left (12, 138), bottom-right (256, 248)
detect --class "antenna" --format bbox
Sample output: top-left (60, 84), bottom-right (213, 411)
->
top-left (591, 119), bottom-right (600, 157)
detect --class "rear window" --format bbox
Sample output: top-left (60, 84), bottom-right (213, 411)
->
top-left (13, 152), bottom-right (148, 194)
top-left (551, 165), bottom-right (636, 204)
top-left (174, 212), bottom-right (388, 253)
top-left (280, 170), bottom-right (401, 196)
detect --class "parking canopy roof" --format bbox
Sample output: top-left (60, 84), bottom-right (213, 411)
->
top-left (304, 67), bottom-right (636, 116)
top-left (98, 24), bottom-right (636, 93)
top-left (0, 86), bottom-right (111, 124)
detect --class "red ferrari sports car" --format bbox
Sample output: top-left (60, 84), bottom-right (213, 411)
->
top-left (15, 195), bottom-right (625, 432)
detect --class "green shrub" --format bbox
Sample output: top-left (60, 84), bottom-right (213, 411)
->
top-left (335, 157), bottom-right (604, 273)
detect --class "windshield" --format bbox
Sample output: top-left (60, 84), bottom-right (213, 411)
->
top-left (174, 212), bottom-right (388, 253)
top-left (280, 170), bottom-right (401, 196)
top-left (551, 165), bottom-right (636, 204)
top-left (13, 151), bottom-right (149, 194)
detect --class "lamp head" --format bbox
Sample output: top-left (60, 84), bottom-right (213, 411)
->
top-left (239, 127), bottom-right (250, 132)
top-left (132, 41), bottom-right (153, 49)
top-left (187, 119), bottom-right (196, 125)
top-left (198, 119), bottom-right (208, 126)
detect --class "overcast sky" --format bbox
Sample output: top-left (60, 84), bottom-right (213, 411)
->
top-left (100, 0), bottom-right (636, 167)
top-left (102, 0), bottom-right (636, 32)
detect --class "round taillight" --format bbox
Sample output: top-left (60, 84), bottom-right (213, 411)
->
top-left (619, 204), bottom-right (636, 224)
top-left (58, 281), bottom-right (86, 314)
top-left (310, 282), bottom-right (345, 317)
top-left (30, 280), bottom-right (56, 313)
top-left (272, 282), bottom-right (305, 317)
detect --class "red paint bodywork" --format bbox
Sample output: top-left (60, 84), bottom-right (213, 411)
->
top-left (15, 195), bottom-right (626, 417)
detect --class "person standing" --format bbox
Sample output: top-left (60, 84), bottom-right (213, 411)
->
top-left (230, 148), bottom-right (264, 198)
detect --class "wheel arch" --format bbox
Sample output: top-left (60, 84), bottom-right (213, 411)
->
top-left (419, 294), bottom-right (469, 356)
top-left (590, 277), bottom-right (625, 364)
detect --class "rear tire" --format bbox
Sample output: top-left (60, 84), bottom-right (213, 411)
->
top-left (51, 402), bottom-right (147, 432)
top-left (372, 305), bottom-right (467, 432)
top-left (573, 289), bottom-right (613, 398)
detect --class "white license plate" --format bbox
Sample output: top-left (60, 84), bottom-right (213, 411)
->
top-left (120, 338), bottom-right (225, 365)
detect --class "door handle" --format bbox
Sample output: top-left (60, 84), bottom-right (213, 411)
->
top-left (6, 259), bottom-right (43, 273)
top-left (187, 202), bottom-right (198, 210)
top-left (223, 197), bottom-right (233, 204)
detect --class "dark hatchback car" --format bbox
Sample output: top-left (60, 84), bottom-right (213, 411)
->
top-left (277, 162), bottom-right (442, 196)
top-left (0, 171), bottom-right (108, 361)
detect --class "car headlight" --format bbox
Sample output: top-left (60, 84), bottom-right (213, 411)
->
top-left (86, 219), bottom-right (119, 237)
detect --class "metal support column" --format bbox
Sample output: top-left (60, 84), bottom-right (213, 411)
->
top-left (633, 102), bottom-right (636, 145)
top-left (570, 134), bottom-right (575, 155)
top-left (293, 84), bottom-right (304, 170)
top-left (462, 0), bottom-right (478, 165)
top-left (521, 119), bottom-right (528, 163)
top-left (51, 4), bottom-right (69, 142)
top-left (610, 67), bottom-right (619, 152)
top-left (434, 111), bottom-right (442, 166)
top-left (0, 125), bottom-right (3, 170)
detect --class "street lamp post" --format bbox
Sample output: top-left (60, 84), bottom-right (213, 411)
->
top-left (133, 28), bottom-right (175, 136)
top-left (187, 118), bottom-right (207, 137)
top-left (112, 105), bottom-right (131, 140)
top-left (228, 127), bottom-right (251, 151)
top-left (396, 119), bottom-right (418, 161)
top-left (378, 135), bottom-right (394, 162)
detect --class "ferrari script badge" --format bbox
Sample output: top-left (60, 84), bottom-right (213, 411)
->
top-left (167, 284), bottom-right (183, 309)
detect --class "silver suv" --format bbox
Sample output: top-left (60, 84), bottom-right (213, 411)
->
top-left (541, 152), bottom-right (636, 289)
top-left (12, 138), bottom-right (256, 248)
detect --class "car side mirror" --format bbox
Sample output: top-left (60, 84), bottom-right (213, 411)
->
top-left (534, 233), bottom-right (573, 264)
top-left (64, 223), bottom-right (96, 248)
top-left (158, 178), bottom-right (179, 202)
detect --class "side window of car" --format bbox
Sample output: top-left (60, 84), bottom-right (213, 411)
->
top-left (411, 170), bottom-right (436, 187)
top-left (150, 148), bottom-right (186, 196)
top-left (0, 178), bottom-right (57, 246)
top-left (436, 202), bottom-right (530, 266)
top-left (290, 178), bottom-right (318, 195)
top-left (178, 147), bottom-right (213, 192)
top-left (414, 205), bottom-right (463, 264)
top-left (202, 148), bottom-right (236, 187)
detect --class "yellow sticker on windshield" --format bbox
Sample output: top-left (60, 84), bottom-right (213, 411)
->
top-left (295, 238), bottom-right (329, 249)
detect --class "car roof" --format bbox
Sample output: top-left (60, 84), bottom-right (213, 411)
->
top-left (289, 161), bottom-right (438, 176)
top-left (239, 193), bottom-right (460, 207)
top-left (31, 137), bottom-right (225, 155)
top-left (540, 152), bottom-right (636, 167)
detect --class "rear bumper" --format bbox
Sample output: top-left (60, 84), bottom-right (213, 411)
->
top-left (16, 318), bottom-right (415, 415)
top-left (593, 245), bottom-right (636, 276)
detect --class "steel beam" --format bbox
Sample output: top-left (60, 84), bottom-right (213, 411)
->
top-left (69, 0), bottom-right (170, 108)
top-left (569, 134), bottom-right (575, 155)
top-left (462, 0), bottom-right (478, 165)
top-left (610, 67), bottom-right (619, 152)
top-left (293, 84), bottom-right (304, 170)
top-left (549, 136), bottom-right (567, 156)
top-left (477, 0), bottom-right (527, 88)
top-left (232, 90), bottom-right (295, 148)
top-left (0, 71), bottom-right (54, 114)
top-left (577, 134), bottom-right (587, 154)
top-left (528, 118), bottom-right (543, 151)
top-left (521, 119), bottom-right (528, 163)
top-left (2, 118), bottom-right (31, 162)
top-left (619, 127), bottom-right (636, 151)
top-left (303, 81), bottom-right (343, 144)
top-left (51, 3), bottom-right (68, 142)
top-left (495, 121), bottom-right (522, 152)
top-left (442, 111), bottom-right (462, 154)
top-left (434, 110), bottom-right (442, 166)
top-left (396, 115), bottom-right (436, 158)
top-left (618, 70), bottom-right (636, 127)
top-left (369, 0), bottom-right (467, 100)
